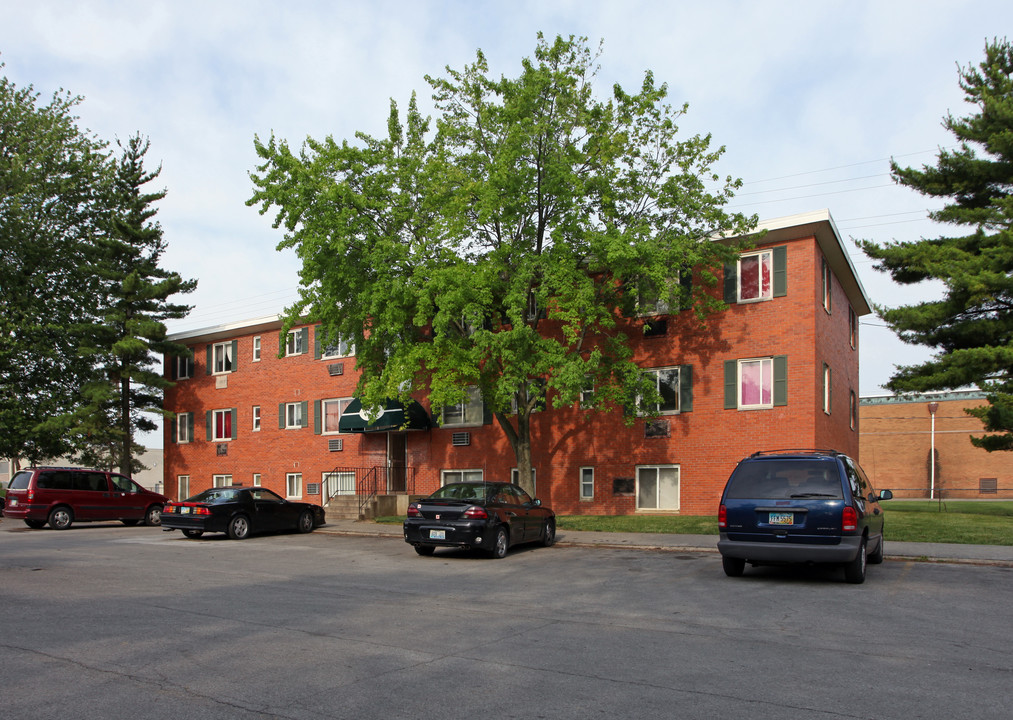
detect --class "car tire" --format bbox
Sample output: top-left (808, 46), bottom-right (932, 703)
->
top-left (182, 529), bottom-right (204, 539)
top-left (414, 545), bottom-right (436, 556)
top-left (48, 506), bottom-right (73, 530)
top-left (227, 515), bottom-right (251, 540)
top-left (296, 510), bottom-right (314, 534)
top-left (844, 539), bottom-right (867, 584)
top-left (144, 505), bottom-right (163, 527)
top-left (24, 519), bottom-right (46, 529)
top-left (722, 556), bottom-right (746, 577)
top-left (868, 535), bottom-right (884, 564)
top-left (489, 526), bottom-right (509, 559)
top-left (541, 519), bottom-right (556, 547)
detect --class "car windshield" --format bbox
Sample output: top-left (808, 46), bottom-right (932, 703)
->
top-left (428, 483), bottom-right (490, 501)
top-left (188, 488), bottom-right (242, 504)
top-left (724, 459), bottom-right (844, 500)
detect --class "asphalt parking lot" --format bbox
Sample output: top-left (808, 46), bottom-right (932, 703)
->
top-left (2, 522), bottom-right (1012, 720)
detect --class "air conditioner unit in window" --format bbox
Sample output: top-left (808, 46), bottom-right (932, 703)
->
top-left (452, 432), bottom-right (471, 446)
top-left (328, 438), bottom-right (343, 452)
top-left (328, 363), bottom-right (344, 376)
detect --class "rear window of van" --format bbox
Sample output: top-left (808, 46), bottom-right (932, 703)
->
top-left (724, 460), bottom-right (844, 500)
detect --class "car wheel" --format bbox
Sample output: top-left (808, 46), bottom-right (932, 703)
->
top-left (722, 556), bottom-right (746, 577)
top-left (48, 506), bottom-right (73, 530)
top-left (296, 510), bottom-right (314, 534)
top-left (489, 526), bottom-right (509, 559)
top-left (868, 535), bottom-right (884, 564)
top-left (24, 519), bottom-right (46, 529)
top-left (144, 505), bottom-right (163, 527)
top-left (844, 538), bottom-right (867, 584)
top-left (121, 519), bottom-right (140, 526)
top-left (227, 515), bottom-right (251, 540)
top-left (182, 529), bottom-right (204, 539)
top-left (541, 519), bottom-right (556, 547)
top-left (414, 545), bottom-right (435, 556)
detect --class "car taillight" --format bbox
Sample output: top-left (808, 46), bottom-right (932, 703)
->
top-left (842, 506), bottom-right (858, 532)
top-left (718, 504), bottom-right (727, 529)
top-left (194, 506), bottom-right (211, 515)
top-left (163, 504), bottom-right (175, 513)
top-left (407, 504), bottom-right (421, 518)
top-left (462, 506), bottom-right (488, 519)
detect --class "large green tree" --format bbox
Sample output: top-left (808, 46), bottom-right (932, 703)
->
top-left (250, 34), bottom-right (753, 493)
top-left (860, 39), bottom-right (1013, 451)
top-left (61, 135), bottom-right (196, 475)
top-left (0, 67), bottom-right (110, 467)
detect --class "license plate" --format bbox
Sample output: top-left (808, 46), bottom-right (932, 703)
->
top-left (429, 529), bottom-right (446, 540)
top-left (9, 499), bottom-right (17, 507)
top-left (768, 512), bottom-right (794, 525)
top-left (180, 507), bottom-right (191, 514)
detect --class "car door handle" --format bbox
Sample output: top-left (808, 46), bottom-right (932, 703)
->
top-left (506, 511), bottom-right (517, 517)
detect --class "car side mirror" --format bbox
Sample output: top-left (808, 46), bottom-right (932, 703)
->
top-left (878, 489), bottom-right (893, 501)
top-left (532, 498), bottom-right (542, 507)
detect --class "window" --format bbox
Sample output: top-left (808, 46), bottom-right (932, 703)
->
top-left (850, 390), bottom-right (857, 431)
top-left (510, 468), bottom-right (536, 492)
top-left (209, 408), bottom-right (236, 441)
top-left (174, 355), bottom-right (193, 380)
top-left (636, 465), bottom-right (680, 510)
top-left (822, 258), bottom-right (833, 313)
top-left (177, 475), bottom-right (189, 501)
top-left (210, 341), bottom-right (236, 374)
top-left (319, 397), bottom-right (353, 434)
top-left (253, 336), bottom-right (261, 362)
top-left (213, 474), bottom-right (233, 488)
top-left (823, 363), bottom-right (832, 415)
top-left (725, 356), bottom-right (788, 410)
top-left (442, 469), bottom-right (484, 485)
top-left (283, 402), bottom-right (307, 429)
top-left (253, 473), bottom-right (262, 487)
top-left (252, 406), bottom-right (261, 432)
top-left (286, 473), bottom-right (302, 498)
top-left (285, 328), bottom-right (308, 356)
top-left (510, 380), bottom-right (546, 414)
top-left (317, 326), bottom-right (354, 359)
top-left (849, 306), bottom-right (858, 350)
top-left (441, 386), bottom-right (485, 427)
top-left (580, 378), bottom-right (595, 408)
top-left (580, 467), bottom-right (594, 500)
top-left (724, 246), bottom-right (786, 303)
top-left (175, 412), bottom-right (193, 444)
top-left (323, 471), bottom-right (356, 497)
top-left (639, 366), bottom-right (691, 415)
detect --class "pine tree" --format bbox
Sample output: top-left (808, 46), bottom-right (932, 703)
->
top-left (69, 135), bottom-right (196, 474)
top-left (860, 39), bottom-right (1013, 450)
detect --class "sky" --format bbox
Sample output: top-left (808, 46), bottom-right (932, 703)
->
top-left (4, 0), bottom-right (1012, 447)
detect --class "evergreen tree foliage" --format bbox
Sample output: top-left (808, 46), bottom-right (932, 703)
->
top-left (250, 35), bottom-right (754, 492)
top-left (860, 39), bottom-right (1013, 451)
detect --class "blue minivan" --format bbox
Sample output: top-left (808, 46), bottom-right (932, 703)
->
top-left (717, 450), bottom-right (893, 584)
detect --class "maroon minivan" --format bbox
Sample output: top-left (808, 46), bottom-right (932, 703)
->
top-left (2, 466), bottom-right (168, 530)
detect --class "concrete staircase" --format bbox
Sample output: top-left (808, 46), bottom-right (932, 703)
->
top-left (324, 495), bottom-right (370, 521)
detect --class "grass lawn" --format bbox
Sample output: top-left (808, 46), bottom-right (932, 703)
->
top-left (376, 501), bottom-right (1013, 545)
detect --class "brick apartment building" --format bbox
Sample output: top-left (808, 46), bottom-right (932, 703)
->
top-left (860, 390), bottom-right (1013, 499)
top-left (162, 210), bottom-right (870, 516)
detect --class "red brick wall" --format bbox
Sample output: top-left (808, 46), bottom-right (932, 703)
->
top-left (164, 232), bottom-right (860, 516)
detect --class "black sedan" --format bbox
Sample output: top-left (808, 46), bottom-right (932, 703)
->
top-left (161, 487), bottom-right (325, 540)
top-left (404, 482), bottom-right (555, 558)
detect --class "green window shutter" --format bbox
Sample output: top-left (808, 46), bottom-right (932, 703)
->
top-left (279, 331), bottom-right (286, 356)
top-left (186, 355), bottom-right (195, 378)
top-left (231, 340), bottom-right (238, 372)
top-left (679, 269), bottom-right (693, 311)
top-left (169, 417), bottom-right (177, 443)
top-left (168, 356), bottom-right (177, 381)
top-left (483, 399), bottom-right (493, 425)
top-left (314, 325), bottom-right (322, 359)
top-left (300, 401), bottom-right (309, 428)
top-left (300, 327), bottom-right (309, 355)
top-left (313, 400), bottom-right (322, 434)
top-left (723, 263), bottom-right (737, 303)
top-left (679, 365), bottom-right (693, 412)
top-left (187, 413), bottom-right (195, 441)
top-left (773, 245), bottom-right (787, 297)
top-left (724, 360), bottom-right (738, 409)
top-left (230, 409), bottom-right (238, 439)
top-left (278, 403), bottom-right (286, 429)
top-left (206, 345), bottom-right (213, 375)
top-left (774, 355), bottom-right (788, 407)
top-left (206, 410), bottom-right (213, 441)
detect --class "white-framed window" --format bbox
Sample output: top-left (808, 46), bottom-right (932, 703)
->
top-left (636, 465), bottom-right (680, 511)
top-left (286, 472), bottom-right (302, 498)
top-left (212, 409), bottom-right (234, 441)
top-left (176, 412), bottom-right (193, 444)
top-left (252, 406), bottom-right (261, 432)
top-left (175, 355), bottom-right (192, 379)
top-left (580, 467), bottom-right (594, 500)
top-left (738, 250), bottom-right (773, 302)
top-left (849, 306), bottom-right (858, 350)
top-left (213, 474), bottom-right (233, 488)
top-left (253, 473), bottom-right (262, 487)
top-left (442, 386), bottom-right (484, 427)
top-left (285, 329), bottom-right (305, 356)
top-left (285, 402), bottom-right (305, 429)
top-left (323, 471), bottom-right (355, 497)
top-left (510, 468), bottom-right (536, 492)
top-left (639, 367), bottom-right (681, 415)
top-left (253, 336), bottom-right (261, 362)
top-left (321, 334), bottom-right (354, 359)
top-left (177, 475), bottom-right (190, 501)
top-left (441, 469), bottom-right (484, 485)
top-left (322, 397), bottom-right (354, 434)
top-left (823, 363), bottom-right (832, 415)
top-left (580, 377), bottom-right (595, 408)
top-left (212, 341), bottom-right (234, 374)
top-left (739, 358), bottom-right (774, 409)
top-left (822, 258), bottom-right (833, 313)
top-left (850, 390), bottom-right (857, 431)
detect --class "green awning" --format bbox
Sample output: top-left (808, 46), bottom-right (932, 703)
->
top-left (338, 398), bottom-right (431, 433)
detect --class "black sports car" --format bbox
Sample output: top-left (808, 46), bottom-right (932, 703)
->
top-left (161, 486), bottom-right (325, 540)
top-left (404, 482), bottom-right (555, 558)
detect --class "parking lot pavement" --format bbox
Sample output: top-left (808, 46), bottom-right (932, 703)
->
top-left (319, 519), bottom-right (1013, 567)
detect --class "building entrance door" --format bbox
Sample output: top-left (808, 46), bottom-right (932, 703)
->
top-left (388, 433), bottom-right (407, 492)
